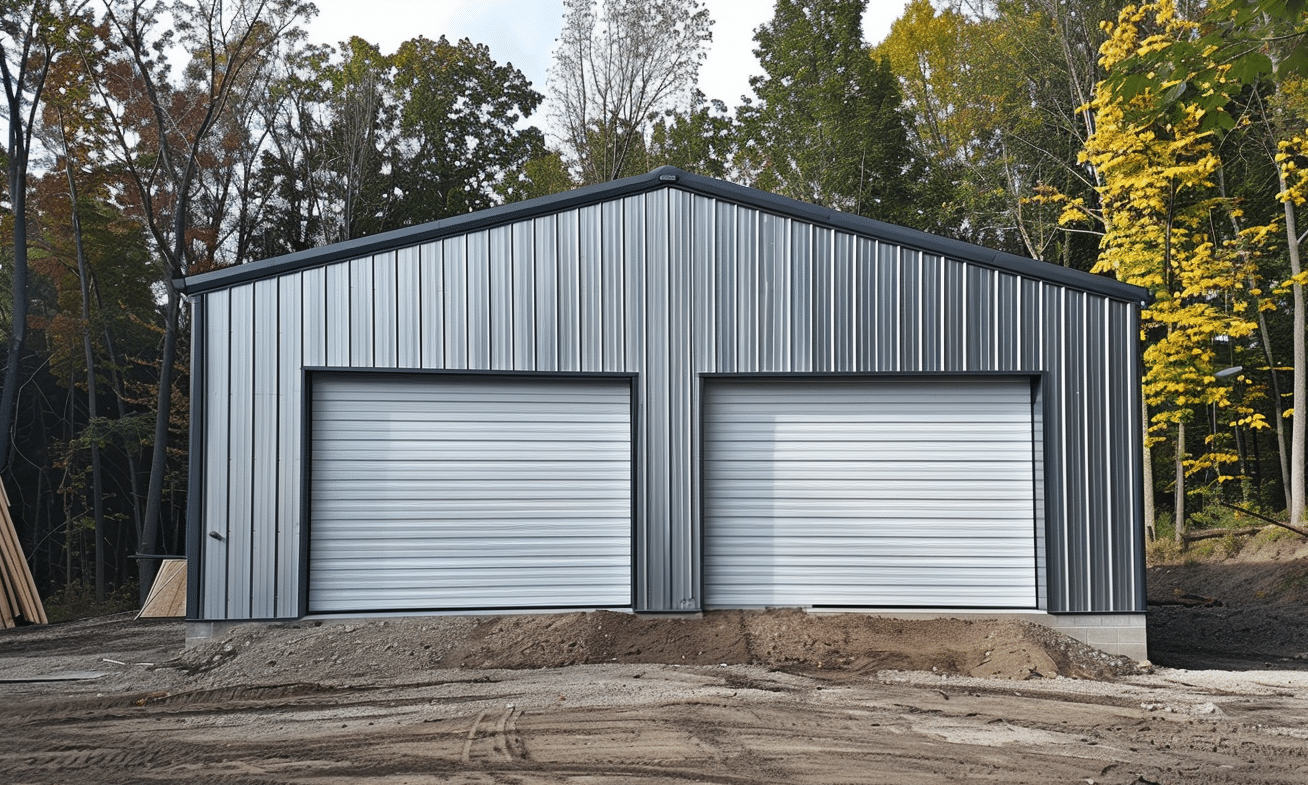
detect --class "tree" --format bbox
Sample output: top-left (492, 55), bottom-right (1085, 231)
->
top-left (385, 35), bottom-right (546, 230)
top-left (647, 89), bottom-right (737, 179)
top-left (738, 0), bottom-right (924, 226)
top-left (549, 0), bottom-right (712, 184)
top-left (1058, 0), bottom-right (1277, 537)
top-left (0, 0), bottom-right (66, 473)
top-left (97, 0), bottom-right (313, 598)
top-left (259, 34), bottom-right (548, 243)
top-left (1091, 0), bottom-right (1308, 528)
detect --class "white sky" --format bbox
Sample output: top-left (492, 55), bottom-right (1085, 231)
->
top-left (304, 0), bottom-right (913, 130)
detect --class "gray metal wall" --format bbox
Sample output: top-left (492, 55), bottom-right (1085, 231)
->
top-left (192, 188), bottom-right (1143, 620)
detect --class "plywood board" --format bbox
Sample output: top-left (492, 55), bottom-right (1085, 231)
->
top-left (137, 559), bottom-right (187, 618)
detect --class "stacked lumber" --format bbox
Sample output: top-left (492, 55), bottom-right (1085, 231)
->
top-left (137, 559), bottom-right (187, 618)
top-left (0, 479), bottom-right (46, 627)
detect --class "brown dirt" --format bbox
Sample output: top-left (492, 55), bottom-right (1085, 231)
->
top-left (1147, 531), bottom-right (1308, 670)
top-left (6, 546), bottom-right (1308, 784)
top-left (437, 608), bottom-right (1132, 680)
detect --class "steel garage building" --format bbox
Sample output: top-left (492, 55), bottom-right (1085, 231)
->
top-left (178, 167), bottom-right (1150, 659)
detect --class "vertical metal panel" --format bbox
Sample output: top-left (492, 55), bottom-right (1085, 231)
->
top-left (736, 207), bottom-right (759, 372)
top-left (644, 192), bottom-right (669, 607)
top-left (227, 283), bottom-right (255, 618)
top-left (251, 279), bottom-right (279, 618)
top-left (759, 212), bottom-right (788, 371)
top-left (489, 226), bottom-right (513, 370)
top-left (513, 221), bottom-right (536, 369)
top-left (832, 232), bottom-right (854, 371)
top-left (372, 252), bottom-right (398, 367)
top-left (997, 273), bottom-right (1019, 371)
top-left (624, 195), bottom-right (647, 373)
top-left (921, 254), bottom-right (943, 372)
top-left (579, 205), bottom-right (603, 371)
top-left (442, 237), bottom-right (468, 368)
top-left (966, 265), bottom-right (995, 370)
top-left (325, 262), bottom-right (350, 366)
top-left (668, 190), bottom-right (695, 609)
top-left (418, 243), bottom-right (444, 369)
top-left (942, 258), bottom-right (964, 371)
top-left (202, 288), bottom-right (230, 619)
top-left (898, 249), bottom-right (921, 372)
top-left (466, 231), bottom-right (491, 368)
top-left (1042, 285), bottom-right (1066, 611)
top-left (186, 297), bottom-right (206, 619)
top-left (857, 237), bottom-right (877, 370)
top-left (535, 217), bottom-right (558, 371)
top-left (302, 267), bottom-right (326, 368)
top-left (1085, 295), bottom-right (1110, 609)
top-left (557, 210), bottom-right (581, 371)
top-left (715, 202), bottom-right (736, 372)
top-left (811, 228), bottom-right (833, 372)
top-left (1065, 290), bottom-right (1090, 610)
top-left (1021, 278), bottom-right (1043, 370)
top-left (693, 196), bottom-right (717, 375)
top-left (789, 222), bottom-right (812, 372)
top-left (275, 274), bottom-right (303, 617)
top-left (396, 247), bottom-right (421, 369)
top-left (349, 257), bottom-right (374, 367)
top-left (603, 200), bottom-right (625, 371)
top-left (874, 241), bottom-right (897, 371)
top-left (1113, 300), bottom-right (1144, 610)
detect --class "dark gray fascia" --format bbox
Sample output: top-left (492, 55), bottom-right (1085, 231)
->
top-left (176, 166), bottom-right (1148, 304)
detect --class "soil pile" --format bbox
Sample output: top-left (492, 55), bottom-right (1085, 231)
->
top-left (1148, 532), bottom-right (1308, 669)
top-left (175, 608), bottom-right (1136, 688)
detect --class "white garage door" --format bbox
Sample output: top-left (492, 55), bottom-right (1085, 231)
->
top-left (703, 377), bottom-right (1038, 609)
top-left (309, 373), bottom-right (632, 612)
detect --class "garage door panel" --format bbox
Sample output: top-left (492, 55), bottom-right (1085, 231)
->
top-left (704, 377), bottom-right (1038, 609)
top-left (309, 373), bottom-right (632, 613)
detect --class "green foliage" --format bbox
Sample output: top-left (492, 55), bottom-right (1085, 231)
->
top-left (738, 0), bottom-right (925, 227)
top-left (648, 91), bottom-right (738, 179)
top-left (43, 580), bottom-right (139, 623)
top-left (385, 36), bottom-right (546, 230)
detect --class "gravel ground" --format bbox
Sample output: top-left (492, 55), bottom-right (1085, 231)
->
top-left (3, 537), bottom-right (1308, 783)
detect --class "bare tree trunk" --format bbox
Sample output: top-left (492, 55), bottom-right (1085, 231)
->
top-left (1174, 422), bottom-right (1186, 543)
top-left (1281, 192), bottom-right (1305, 529)
top-left (0, 4), bottom-right (50, 474)
top-left (139, 282), bottom-right (180, 603)
top-left (60, 118), bottom-right (108, 601)
top-left (1142, 396), bottom-right (1155, 541)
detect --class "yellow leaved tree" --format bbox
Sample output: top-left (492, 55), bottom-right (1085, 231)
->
top-left (1056, 1), bottom-right (1275, 539)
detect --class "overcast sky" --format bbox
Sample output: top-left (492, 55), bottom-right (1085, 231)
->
top-left (303, 0), bottom-right (913, 133)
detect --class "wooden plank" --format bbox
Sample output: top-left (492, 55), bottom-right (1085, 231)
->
top-left (0, 479), bottom-right (46, 624)
top-left (137, 559), bottom-right (187, 618)
top-left (0, 554), bottom-right (17, 629)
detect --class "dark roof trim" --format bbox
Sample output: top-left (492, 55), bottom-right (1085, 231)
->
top-left (177, 166), bottom-right (1147, 303)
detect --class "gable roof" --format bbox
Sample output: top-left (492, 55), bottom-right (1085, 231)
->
top-left (176, 166), bottom-right (1147, 303)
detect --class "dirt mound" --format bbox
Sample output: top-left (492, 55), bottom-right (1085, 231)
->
top-left (175, 609), bottom-right (1135, 687)
top-left (1148, 532), bottom-right (1308, 670)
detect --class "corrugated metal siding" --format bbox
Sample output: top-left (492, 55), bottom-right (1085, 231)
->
top-left (702, 377), bottom-right (1038, 608)
top-left (308, 373), bottom-right (632, 611)
top-left (194, 189), bottom-right (1143, 619)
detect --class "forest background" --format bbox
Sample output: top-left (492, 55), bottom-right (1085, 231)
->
top-left (2, 0), bottom-right (1306, 608)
